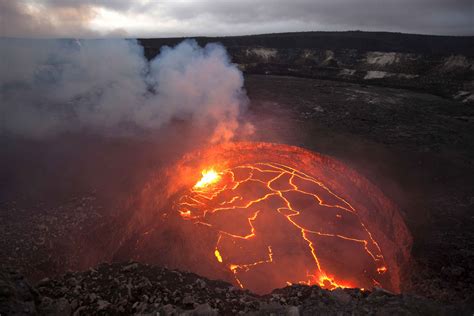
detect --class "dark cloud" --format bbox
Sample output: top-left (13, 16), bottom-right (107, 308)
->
top-left (162, 0), bottom-right (473, 35)
top-left (41, 0), bottom-right (147, 13)
top-left (0, 0), bottom-right (472, 38)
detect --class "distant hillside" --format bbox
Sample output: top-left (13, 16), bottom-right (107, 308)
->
top-left (139, 31), bottom-right (474, 100)
top-left (139, 31), bottom-right (474, 57)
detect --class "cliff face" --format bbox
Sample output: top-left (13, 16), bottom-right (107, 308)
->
top-left (139, 32), bottom-right (474, 102)
top-left (230, 47), bottom-right (473, 101)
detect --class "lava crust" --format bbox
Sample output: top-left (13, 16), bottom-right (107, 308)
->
top-left (120, 142), bottom-right (412, 294)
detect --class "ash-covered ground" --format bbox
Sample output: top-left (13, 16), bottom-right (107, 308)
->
top-left (1, 74), bottom-right (474, 314)
top-left (243, 75), bottom-right (474, 304)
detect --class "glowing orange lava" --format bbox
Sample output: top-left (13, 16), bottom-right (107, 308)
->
top-left (129, 142), bottom-right (411, 294)
top-left (176, 162), bottom-right (388, 292)
top-left (194, 169), bottom-right (221, 189)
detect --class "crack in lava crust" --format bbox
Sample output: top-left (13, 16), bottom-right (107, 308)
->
top-left (176, 162), bottom-right (389, 292)
top-left (125, 142), bottom-right (412, 295)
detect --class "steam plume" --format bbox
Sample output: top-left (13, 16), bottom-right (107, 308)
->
top-left (0, 38), bottom-right (248, 142)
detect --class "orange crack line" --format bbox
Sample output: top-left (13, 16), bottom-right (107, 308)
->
top-left (206, 192), bottom-right (278, 214)
top-left (237, 162), bottom-right (355, 214)
top-left (309, 230), bottom-right (385, 265)
top-left (229, 246), bottom-right (274, 288)
top-left (265, 162), bottom-right (356, 212)
top-left (263, 164), bottom-right (387, 268)
top-left (219, 195), bottom-right (243, 205)
top-left (279, 178), bottom-right (385, 264)
top-left (277, 189), bottom-right (384, 265)
top-left (276, 191), bottom-right (386, 269)
top-left (272, 165), bottom-right (386, 264)
top-left (177, 161), bottom-right (388, 289)
top-left (216, 210), bottom-right (260, 240)
top-left (227, 168), bottom-right (254, 191)
top-left (195, 221), bottom-right (212, 227)
top-left (287, 177), bottom-right (354, 214)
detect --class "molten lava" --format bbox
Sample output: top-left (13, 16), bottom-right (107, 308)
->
top-left (176, 162), bottom-right (388, 291)
top-left (126, 142), bottom-right (412, 294)
top-left (194, 169), bottom-right (221, 189)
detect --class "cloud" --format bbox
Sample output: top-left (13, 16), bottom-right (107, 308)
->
top-left (0, 39), bottom-right (248, 142)
top-left (0, 0), bottom-right (472, 38)
top-left (159, 0), bottom-right (473, 36)
top-left (0, 0), bottom-right (132, 38)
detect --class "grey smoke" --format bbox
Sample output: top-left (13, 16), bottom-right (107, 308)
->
top-left (0, 39), bottom-right (248, 142)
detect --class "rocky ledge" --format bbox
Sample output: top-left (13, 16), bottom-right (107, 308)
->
top-left (1, 262), bottom-right (471, 315)
top-left (140, 32), bottom-right (474, 101)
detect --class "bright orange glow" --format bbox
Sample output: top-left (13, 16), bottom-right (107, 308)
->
top-left (177, 162), bottom-right (388, 292)
top-left (193, 169), bottom-right (221, 189)
top-left (131, 142), bottom-right (411, 295)
top-left (214, 249), bottom-right (223, 263)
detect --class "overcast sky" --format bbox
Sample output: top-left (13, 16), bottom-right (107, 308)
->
top-left (1, 0), bottom-right (472, 38)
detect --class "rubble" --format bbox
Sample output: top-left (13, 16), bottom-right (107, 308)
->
top-left (2, 262), bottom-right (469, 315)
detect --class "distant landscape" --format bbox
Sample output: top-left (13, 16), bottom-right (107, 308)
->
top-left (140, 31), bottom-right (473, 100)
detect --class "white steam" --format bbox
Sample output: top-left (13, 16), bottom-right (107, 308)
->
top-left (0, 39), bottom-right (248, 142)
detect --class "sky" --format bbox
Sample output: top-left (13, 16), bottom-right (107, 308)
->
top-left (0, 0), bottom-right (472, 38)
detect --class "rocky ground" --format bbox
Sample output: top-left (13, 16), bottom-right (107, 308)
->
top-left (244, 75), bottom-right (474, 305)
top-left (1, 262), bottom-right (466, 315)
top-left (1, 74), bottom-right (473, 314)
top-left (0, 197), bottom-right (105, 281)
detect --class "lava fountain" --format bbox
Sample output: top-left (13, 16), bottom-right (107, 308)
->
top-left (119, 142), bottom-right (412, 294)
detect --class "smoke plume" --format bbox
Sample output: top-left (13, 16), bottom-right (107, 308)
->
top-left (0, 38), bottom-right (248, 142)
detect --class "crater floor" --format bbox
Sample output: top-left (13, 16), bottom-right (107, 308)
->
top-left (1, 75), bottom-right (473, 313)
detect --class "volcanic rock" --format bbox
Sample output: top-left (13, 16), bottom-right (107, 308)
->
top-left (140, 32), bottom-right (474, 100)
top-left (1, 262), bottom-right (468, 315)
